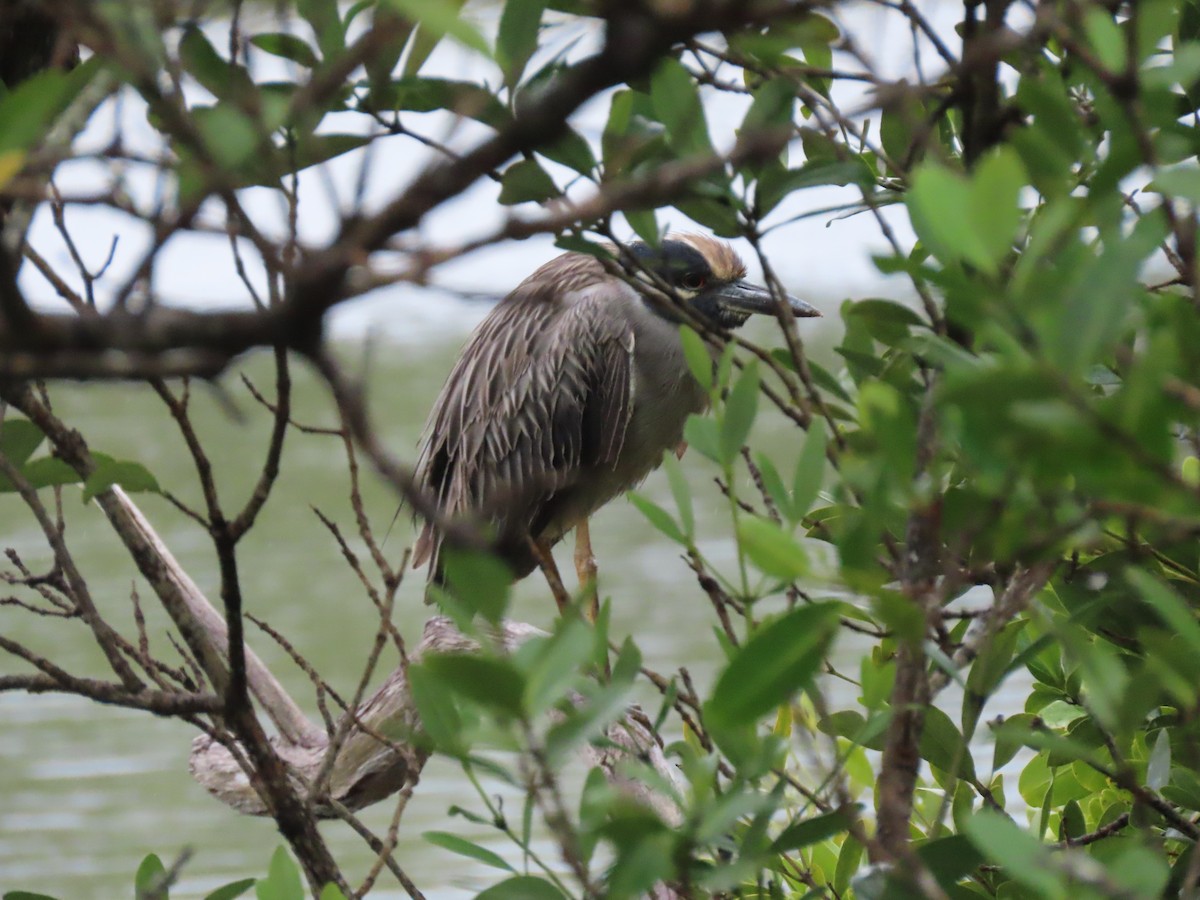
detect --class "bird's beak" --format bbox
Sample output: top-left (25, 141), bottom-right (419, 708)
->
top-left (712, 281), bottom-right (821, 318)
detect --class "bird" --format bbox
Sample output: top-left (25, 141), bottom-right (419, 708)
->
top-left (411, 232), bottom-right (820, 609)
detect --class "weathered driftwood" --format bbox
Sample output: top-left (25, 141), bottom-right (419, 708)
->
top-left (188, 618), bottom-right (543, 816)
top-left (189, 617), bottom-right (684, 826)
top-left (114, 484), bottom-right (682, 888)
top-left (109, 486), bottom-right (322, 747)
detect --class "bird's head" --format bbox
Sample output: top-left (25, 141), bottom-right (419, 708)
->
top-left (625, 233), bottom-right (821, 328)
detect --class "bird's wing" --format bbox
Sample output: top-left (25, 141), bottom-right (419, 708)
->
top-left (412, 278), bottom-right (636, 571)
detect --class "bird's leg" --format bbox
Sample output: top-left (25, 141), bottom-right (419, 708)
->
top-left (574, 518), bottom-right (599, 622)
top-left (528, 536), bottom-right (571, 614)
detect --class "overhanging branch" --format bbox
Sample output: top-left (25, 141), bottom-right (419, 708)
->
top-left (0, 1), bottom-right (807, 381)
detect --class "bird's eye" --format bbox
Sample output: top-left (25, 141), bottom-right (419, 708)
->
top-left (680, 272), bottom-right (707, 291)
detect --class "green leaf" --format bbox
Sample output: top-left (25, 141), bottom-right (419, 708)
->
top-left (362, 6), bottom-right (413, 93)
top-left (721, 361), bottom-right (759, 463)
top-left (963, 811), bottom-right (1063, 899)
top-left (612, 635), bottom-right (642, 686)
top-left (753, 453), bottom-right (794, 523)
top-left (269, 134), bottom-right (372, 182)
top-left (3, 893), bottom-right (62, 900)
top-left (1051, 210), bottom-right (1165, 374)
top-left (1110, 841), bottom-right (1170, 898)
top-left (800, 127), bottom-right (838, 162)
top-left (791, 418), bottom-right (827, 519)
top-left (650, 57), bottom-right (712, 155)
top-left (520, 618), bottom-right (593, 715)
top-left (856, 381), bottom-right (916, 483)
top-left (1148, 728), bottom-right (1171, 791)
top-left (607, 831), bottom-right (674, 897)
top-left (1151, 165), bottom-right (1200, 202)
top-left (180, 26), bottom-right (256, 101)
top-left (204, 879), bottom-right (256, 900)
top-left (422, 831), bottom-right (515, 873)
top-left (741, 77), bottom-right (796, 134)
top-left (497, 0), bottom-right (547, 86)
top-left (1084, 8), bottom-right (1126, 71)
top-left (705, 602), bottom-right (840, 731)
top-left (498, 159), bottom-right (559, 205)
top-left (95, 3), bottom-right (167, 65)
top-left (601, 88), bottom-right (669, 174)
top-left (662, 452), bottom-right (694, 539)
top-left (1060, 799), bottom-right (1085, 841)
top-left (834, 835), bottom-right (863, 894)
top-left (192, 104), bottom-right (262, 171)
top-left (818, 708), bottom-right (891, 750)
top-left (879, 95), bottom-right (923, 166)
top-left (755, 159), bottom-right (873, 214)
top-left (1126, 569), bottom-right (1200, 656)
top-left (475, 876), bottom-right (565, 899)
top-left (539, 128), bottom-right (596, 176)
top-left (907, 162), bottom-right (995, 273)
top-left (372, 77), bottom-right (510, 127)
top-left (255, 847), bottom-right (303, 900)
top-left (135, 853), bottom-right (167, 898)
top-left (916, 834), bottom-right (985, 890)
top-left (629, 492), bottom-right (687, 545)
top-left (695, 789), bottom-right (773, 844)
top-left (844, 298), bottom-right (924, 346)
top-left (679, 325), bottom-right (713, 389)
top-left (963, 619), bottom-right (1023, 736)
top-left (0, 70), bottom-right (75, 155)
top-left (770, 806), bottom-right (856, 852)
top-left (683, 415), bottom-right (721, 463)
top-left (675, 192), bottom-right (740, 238)
top-left (968, 147), bottom-right (1026, 264)
top-left (422, 653), bottom-right (526, 717)
top-left (867, 590), bottom-right (922, 644)
top-left (407, 663), bottom-right (464, 753)
top-left (297, 0), bottom-right (344, 59)
top-left (0, 419), bottom-right (44, 467)
top-left (1164, 767), bottom-right (1200, 812)
top-left (82, 457), bottom-right (160, 504)
top-left (921, 705), bottom-right (976, 781)
top-left (625, 208), bottom-right (659, 246)
top-left (383, 0), bottom-right (491, 58)
top-left (1144, 43), bottom-right (1200, 90)
top-left (737, 517), bottom-right (809, 581)
top-left (250, 33), bottom-right (320, 68)
top-left (805, 359), bottom-right (852, 402)
top-left (991, 713), bottom-right (1037, 770)
top-left (441, 547), bottom-right (511, 624)
top-left (1134, 0), bottom-right (1176, 60)
top-left (544, 678), bottom-right (635, 766)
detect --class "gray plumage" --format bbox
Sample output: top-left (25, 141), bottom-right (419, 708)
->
top-left (412, 234), bottom-right (819, 579)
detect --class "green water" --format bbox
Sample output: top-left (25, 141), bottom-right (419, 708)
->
top-left (0, 320), bottom-right (838, 898)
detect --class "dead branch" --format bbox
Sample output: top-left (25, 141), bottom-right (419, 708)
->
top-left (190, 616), bottom-right (684, 827)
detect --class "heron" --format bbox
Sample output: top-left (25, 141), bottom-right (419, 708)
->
top-left (412, 233), bottom-right (820, 611)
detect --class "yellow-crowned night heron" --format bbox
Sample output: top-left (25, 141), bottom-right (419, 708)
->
top-left (412, 233), bottom-right (820, 602)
